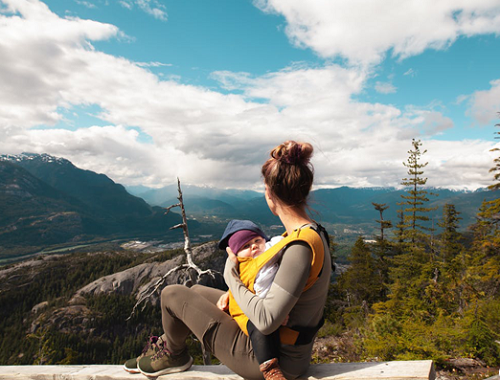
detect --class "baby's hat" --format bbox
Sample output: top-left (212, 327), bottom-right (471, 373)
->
top-left (218, 219), bottom-right (269, 251)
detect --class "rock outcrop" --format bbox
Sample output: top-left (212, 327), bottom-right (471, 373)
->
top-left (72, 241), bottom-right (226, 305)
top-left (25, 241), bottom-right (226, 336)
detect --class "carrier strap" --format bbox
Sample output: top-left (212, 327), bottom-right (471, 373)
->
top-left (229, 224), bottom-right (328, 345)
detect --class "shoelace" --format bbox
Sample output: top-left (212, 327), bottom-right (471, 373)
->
top-left (152, 346), bottom-right (172, 361)
top-left (141, 335), bottom-right (161, 355)
top-left (263, 367), bottom-right (286, 380)
top-left (261, 359), bottom-right (286, 380)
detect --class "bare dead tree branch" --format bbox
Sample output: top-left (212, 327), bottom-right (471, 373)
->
top-left (127, 178), bottom-right (219, 364)
top-left (128, 178), bottom-right (219, 320)
top-left (164, 203), bottom-right (181, 213)
top-left (128, 264), bottom-right (190, 318)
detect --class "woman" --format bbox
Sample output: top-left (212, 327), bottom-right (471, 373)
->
top-left (136, 141), bottom-right (332, 380)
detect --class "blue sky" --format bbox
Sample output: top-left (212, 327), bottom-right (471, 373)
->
top-left (1, 0), bottom-right (500, 190)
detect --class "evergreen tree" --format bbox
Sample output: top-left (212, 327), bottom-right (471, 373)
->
top-left (437, 203), bottom-right (466, 314)
top-left (339, 236), bottom-right (381, 307)
top-left (438, 204), bottom-right (463, 268)
top-left (469, 119), bottom-right (500, 299)
top-left (372, 202), bottom-right (393, 299)
top-left (393, 209), bottom-right (405, 256)
top-left (380, 140), bottom-right (441, 319)
top-left (479, 118), bottom-right (500, 232)
top-left (488, 117), bottom-right (500, 191)
top-left (397, 139), bottom-right (438, 250)
top-left (373, 202), bottom-right (392, 241)
top-left (465, 305), bottom-right (500, 366)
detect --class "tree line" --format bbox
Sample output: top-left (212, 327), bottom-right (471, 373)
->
top-left (328, 129), bottom-right (500, 367)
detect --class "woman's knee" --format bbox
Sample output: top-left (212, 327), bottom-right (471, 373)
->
top-left (190, 284), bottom-right (204, 293)
top-left (191, 284), bottom-right (224, 304)
top-left (161, 284), bottom-right (189, 308)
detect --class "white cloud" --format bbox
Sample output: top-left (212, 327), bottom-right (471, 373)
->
top-left (210, 71), bottom-right (254, 91)
top-left (119, 0), bottom-right (167, 21)
top-left (455, 94), bottom-right (469, 105)
top-left (403, 108), bottom-right (454, 136)
top-left (75, 1), bottom-right (96, 9)
top-left (375, 81), bottom-right (397, 94)
top-left (0, 0), bottom-right (119, 128)
top-left (425, 139), bottom-right (499, 190)
top-left (254, 0), bottom-right (500, 65)
top-left (135, 61), bottom-right (173, 68)
top-left (213, 64), bottom-right (367, 108)
top-left (0, 0), bottom-right (496, 191)
top-left (3, 125), bottom-right (231, 188)
top-left (468, 79), bottom-right (500, 125)
top-left (118, 0), bottom-right (132, 10)
top-left (404, 68), bottom-right (416, 77)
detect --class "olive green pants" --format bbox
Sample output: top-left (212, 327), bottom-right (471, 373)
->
top-left (160, 284), bottom-right (263, 380)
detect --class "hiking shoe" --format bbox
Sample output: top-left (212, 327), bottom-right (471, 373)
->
top-left (123, 335), bottom-right (164, 374)
top-left (138, 346), bottom-right (193, 378)
top-left (260, 358), bottom-right (286, 380)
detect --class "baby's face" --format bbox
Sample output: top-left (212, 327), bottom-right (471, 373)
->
top-left (236, 236), bottom-right (266, 258)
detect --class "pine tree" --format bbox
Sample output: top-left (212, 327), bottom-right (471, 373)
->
top-left (372, 202), bottom-right (393, 299)
top-left (397, 139), bottom-right (438, 250)
top-left (380, 140), bottom-right (441, 319)
top-left (469, 119), bottom-right (500, 299)
top-left (479, 118), bottom-right (500, 231)
top-left (465, 304), bottom-right (500, 366)
top-left (437, 203), bottom-right (466, 314)
top-left (340, 236), bottom-right (381, 307)
top-left (438, 204), bottom-right (463, 268)
top-left (373, 202), bottom-right (392, 241)
top-left (488, 117), bottom-right (500, 191)
top-left (393, 209), bottom-right (405, 256)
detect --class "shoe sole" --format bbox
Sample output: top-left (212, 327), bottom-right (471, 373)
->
top-left (123, 364), bottom-right (140, 374)
top-left (139, 356), bottom-right (193, 378)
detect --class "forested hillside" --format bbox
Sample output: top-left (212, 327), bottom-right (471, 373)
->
top-left (325, 139), bottom-right (500, 377)
top-left (0, 242), bottom-right (226, 365)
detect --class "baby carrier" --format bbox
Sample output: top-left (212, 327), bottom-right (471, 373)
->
top-left (228, 224), bottom-right (328, 345)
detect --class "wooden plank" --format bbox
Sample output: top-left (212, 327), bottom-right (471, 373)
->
top-left (0, 361), bottom-right (435, 380)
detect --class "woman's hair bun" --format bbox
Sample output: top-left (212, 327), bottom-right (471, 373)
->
top-left (262, 140), bottom-right (315, 206)
top-left (271, 141), bottom-right (313, 166)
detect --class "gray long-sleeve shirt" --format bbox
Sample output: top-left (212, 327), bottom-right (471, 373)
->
top-left (224, 226), bottom-right (331, 378)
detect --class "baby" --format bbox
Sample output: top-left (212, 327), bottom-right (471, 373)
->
top-left (218, 219), bottom-right (286, 380)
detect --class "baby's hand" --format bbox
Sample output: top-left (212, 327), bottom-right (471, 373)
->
top-left (282, 314), bottom-right (289, 326)
top-left (226, 247), bottom-right (238, 264)
top-left (217, 291), bottom-right (230, 312)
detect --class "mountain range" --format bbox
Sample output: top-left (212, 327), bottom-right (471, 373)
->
top-left (0, 153), bottom-right (497, 259)
top-left (129, 181), bottom-right (497, 231)
top-left (0, 153), bottom-right (183, 258)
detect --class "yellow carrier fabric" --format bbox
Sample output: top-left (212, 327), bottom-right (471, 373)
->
top-left (228, 226), bottom-right (325, 344)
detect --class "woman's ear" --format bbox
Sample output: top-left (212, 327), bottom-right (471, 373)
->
top-left (265, 186), bottom-right (278, 216)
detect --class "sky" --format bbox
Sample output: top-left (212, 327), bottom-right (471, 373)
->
top-left (1, 0), bottom-right (500, 191)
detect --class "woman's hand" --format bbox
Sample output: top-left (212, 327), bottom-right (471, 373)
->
top-left (226, 246), bottom-right (238, 264)
top-left (217, 291), bottom-right (230, 311)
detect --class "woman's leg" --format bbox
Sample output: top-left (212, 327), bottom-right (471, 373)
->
top-left (247, 320), bottom-right (280, 364)
top-left (160, 284), bottom-right (263, 380)
top-left (191, 284), bottom-right (225, 304)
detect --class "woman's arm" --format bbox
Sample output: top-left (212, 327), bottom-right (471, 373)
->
top-left (224, 242), bottom-right (312, 334)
